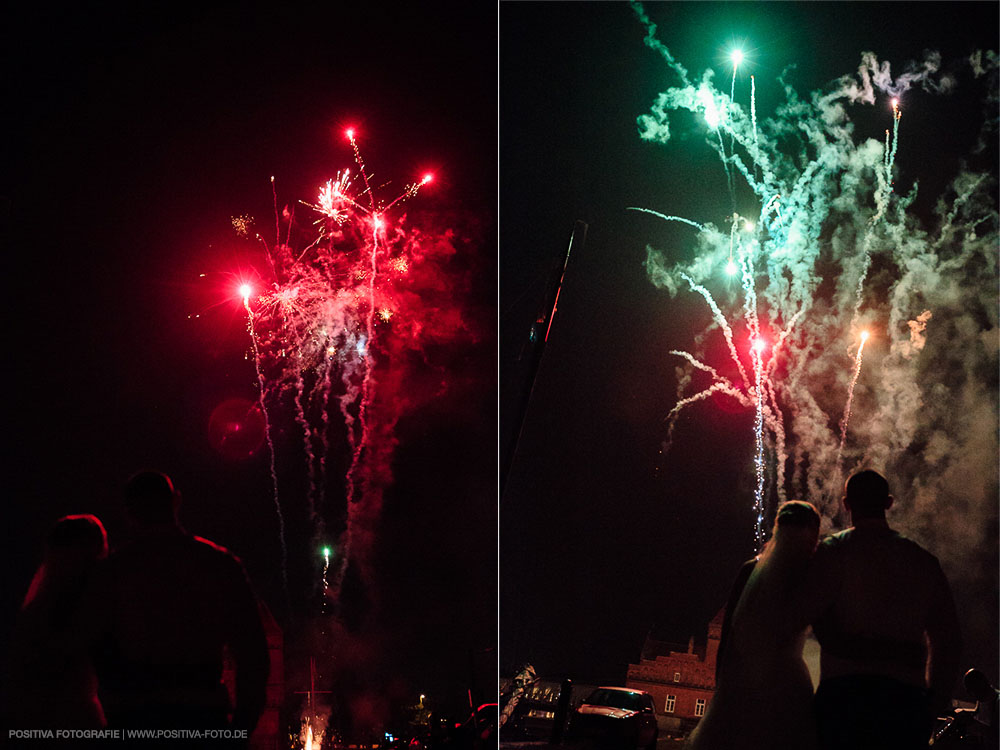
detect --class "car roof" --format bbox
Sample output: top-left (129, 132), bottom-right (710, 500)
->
top-left (594, 686), bottom-right (650, 696)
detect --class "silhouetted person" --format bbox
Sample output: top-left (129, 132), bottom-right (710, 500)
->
top-left (808, 469), bottom-right (962, 750)
top-left (962, 668), bottom-right (999, 746)
top-left (6, 514), bottom-right (108, 727)
top-left (81, 471), bottom-right (268, 734)
top-left (688, 501), bottom-right (821, 750)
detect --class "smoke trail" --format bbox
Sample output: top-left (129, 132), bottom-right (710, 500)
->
top-left (837, 332), bottom-right (869, 465)
top-left (751, 75), bottom-right (759, 183)
top-left (627, 207), bottom-right (704, 231)
top-left (680, 273), bottom-right (751, 389)
top-left (246, 303), bottom-right (290, 602)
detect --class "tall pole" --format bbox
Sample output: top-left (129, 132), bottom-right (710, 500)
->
top-left (500, 221), bottom-right (587, 497)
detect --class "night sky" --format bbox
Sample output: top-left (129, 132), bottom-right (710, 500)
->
top-left (500, 2), bottom-right (998, 688)
top-left (2, 1), bottom-right (496, 722)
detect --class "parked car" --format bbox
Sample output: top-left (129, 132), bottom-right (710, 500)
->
top-left (566, 687), bottom-right (659, 750)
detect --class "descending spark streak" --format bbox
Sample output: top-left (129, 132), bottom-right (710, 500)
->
top-left (347, 130), bottom-right (376, 211)
top-left (751, 75), bottom-right (759, 182)
top-left (729, 52), bottom-right (740, 162)
top-left (294, 374), bottom-right (319, 522)
top-left (626, 207), bottom-right (704, 231)
top-left (341, 214), bottom-right (380, 586)
top-left (669, 349), bottom-right (726, 381)
top-left (665, 380), bottom-right (749, 447)
top-left (681, 273), bottom-right (751, 389)
top-left (852, 106), bottom-right (902, 329)
top-left (738, 246), bottom-right (760, 339)
top-left (271, 176), bottom-right (280, 252)
top-left (321, 546), bottom-right (331, 594)
top-left (751, 339), bottom-right (767, 550)
top-left (246, 300), bottom-right (289, 601)
top-left (837, 331), bottom-right (869, 462)
top-left (763, 380), bottom-right (787, 504)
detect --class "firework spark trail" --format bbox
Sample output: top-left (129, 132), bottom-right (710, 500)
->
top-left (762, 381), bottom-right (787, 504)
top-left (852, 104), bottom-right (903, 328)
top-left (294, 373), bottom-right (320, 522)
top-left (313, 363), bottom-right (335, 524)
top-left (751, 339), bottom-right (767, 549)
top-left (761, 194), bottom-right (781, 229)
top-left (680, 273), bottom-right (751, 389)
top-left (271, 175), bottom-right (280, 251)
top-left (626, 207), bottom-right (705, 231)
top-left (837, 331), bottom-right (869, 463)
top-left (728, 215), bottom-right (738, 267)
top-left (665, 380), bottom-right (749, 448)
top-left (669, 349), bottom-right (726, 381)
top-left (761, 305), bottom-right (803, 502)
top-left (728, 54), bottom-right (740, 192)
top-left (336, 218), bottom-right (381, 595)
top-left (751, 75), bottom-right (759, 182)
top-left (738, 246), bottom-right (760, 339)
top-left (321, 546), bottom-right (331, 594)
top-left (246, 300), bottom-right (290, 602)
top-left (347, 130), bottom-right (376, 212)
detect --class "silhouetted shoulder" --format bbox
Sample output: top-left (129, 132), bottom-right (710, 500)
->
top-left (816, 529), bottom-right (852, 551)
top-left (190, 535), bottom-right (244, 566)
top-left (888, 532), bottom-right (938, 561)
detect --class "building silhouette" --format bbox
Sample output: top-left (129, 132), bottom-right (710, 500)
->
top-left (625, 609), bottom-right (723, 737)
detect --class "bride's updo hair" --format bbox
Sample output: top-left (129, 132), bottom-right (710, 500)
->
top-left (774, 500), bottom-right (820, 530)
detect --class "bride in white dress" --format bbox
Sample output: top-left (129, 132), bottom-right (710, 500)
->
top-left (685, 501), bottom-right (821, 750)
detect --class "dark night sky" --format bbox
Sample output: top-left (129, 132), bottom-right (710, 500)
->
top-left (500, 2), bottom-right (998, 687)
top-left (2, 1), bottom-right (496, 719)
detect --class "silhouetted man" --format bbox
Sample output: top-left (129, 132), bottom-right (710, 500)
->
top-left (808, 469), bottom-right (962, 750)
top-left (82, 471), bottom-right (269, 734)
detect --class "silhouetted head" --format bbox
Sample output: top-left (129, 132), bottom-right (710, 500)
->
top-left (124, 470), bottom-right (180, 526)
top-left (843, 469), bottom-right (893, 521)
top-left (964, 668), bottom-right (996, 701)
top-left (776, 500), bottom-right (821, 530)
top-left (22, 514), bottom-right (108, 609)
top-left (46, 514), bottom-right (108, 565)
top-left (771, 500), bottom-right (821, 556)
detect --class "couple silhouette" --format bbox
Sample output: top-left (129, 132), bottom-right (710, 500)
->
top-left (687, 470), bottom-right (962, 750)
top-left (6, 471), bottom-right (269, 739)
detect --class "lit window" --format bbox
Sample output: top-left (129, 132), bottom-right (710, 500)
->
top-left (673, 672), bottom-right (680, 682)
top-left (664, 695), bottom-right (675, 713)
top-left (695, 699), bottom-right (706, 717)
